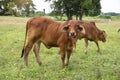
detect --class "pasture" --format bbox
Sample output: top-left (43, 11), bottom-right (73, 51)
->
top-left (0, 16), bottom-right (120, 80)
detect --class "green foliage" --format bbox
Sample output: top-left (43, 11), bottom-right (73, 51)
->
top-left (98, 14), bottom-right (111, 19)
top-left (0, 0), bottom-right (35, 16)
top-left (104, 12), bottom-right (120, 16)
top-left (0, 16), bottom-right (120, 80)
top-left (7, 2), bottom-right (15, 15)
top-left (34, 11), bottom-right (45, 17)
top-left (98, 13), bottom-right (120, 20)
top-left (46, 0), bottom-right (101, 20)
top-left (87, 0), bottom-right (101, 16)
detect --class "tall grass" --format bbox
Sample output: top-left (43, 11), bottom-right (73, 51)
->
top-left (0, 16), bottom-right (120, 80)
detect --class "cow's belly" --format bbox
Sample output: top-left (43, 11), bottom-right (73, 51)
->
top-left (43, 42), bottom-right (58, 49)
top-left (40, 38), bottom-right (58, 49)
top-left (39, 33), bottom-right (60, 48)
top-left (88, 38), bottom-right (93, 41)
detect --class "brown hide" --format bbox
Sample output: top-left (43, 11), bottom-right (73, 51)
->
top-left (78, 21), bottom-right (107, 54)
top-left (21, 17), bottom-right (83, 68)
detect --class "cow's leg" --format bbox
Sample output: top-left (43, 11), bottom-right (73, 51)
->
top-left (24, 41), bottom-right (34, 66)
top-left (33, 41), bottom-right (42, 66)
top-left (59, 48), bottom-right (66, 68)
top-left (84, 38), bottom-right (88, 54)
top-left (65, 50), bottom-right (72, 66)
top-left (95, 41), bottom-right (100, 52)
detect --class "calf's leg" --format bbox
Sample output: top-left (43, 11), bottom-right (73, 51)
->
top-left (59, 48), bottom-right (66, 68)
top-left (95, 41), bottom-right (100, 52)
top-left (65, 50), bottom-right (72, 66)
top-left (33, 41), bottom-right (42, 66)
top-left (84, 38), bottom-right (88, 54)
top-left (23, 41), bottom-right (34, 66)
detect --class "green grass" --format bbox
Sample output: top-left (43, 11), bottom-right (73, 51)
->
top-left (0, 16), bottom-right (120, 80)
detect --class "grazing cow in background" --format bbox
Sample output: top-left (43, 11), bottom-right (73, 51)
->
top-left (78, 21), bottom-right (107, 54)
top-left (21, 17), bottom-right (84, 68)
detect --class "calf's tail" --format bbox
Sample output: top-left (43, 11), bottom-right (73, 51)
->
top-left (21, 23), bottom-right (28, 58)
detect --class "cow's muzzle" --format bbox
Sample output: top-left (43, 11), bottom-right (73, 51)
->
top-left (102, 39), bottom-right (106, 42)
top-left (69, 32), bottom-right (76, 37)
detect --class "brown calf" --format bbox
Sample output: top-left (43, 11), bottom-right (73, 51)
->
top-left (78, 21), bottom-right (107, 54)
top-left (21, 17), bottom-right (84, 68)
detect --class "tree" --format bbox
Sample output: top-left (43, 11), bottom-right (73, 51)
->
top-left (0, 0), bottom-right (5, 15)
top-left (85, 0), bottom-right (101, 16)
top-left (45, 0), bottom-right (101, 20)
top-left (0, 0), bottom-right (10, 15)
top-left (14, 0), bottom-right (36, 16)
top-left (47, 0), bottom-right (74, 20)
top-left (0, 0), bottom-right (36, 16)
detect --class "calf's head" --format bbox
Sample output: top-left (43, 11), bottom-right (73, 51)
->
top-left (62, 20), bottom-right (84, 52)
top-left (99, 30), bottom-right (107, 42)
top-left (62, 20), bottom-right (83, 38)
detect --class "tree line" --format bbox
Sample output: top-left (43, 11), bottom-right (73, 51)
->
top-left (46, 0), bottom-right (101, 20)
top-left (0, 0), bottom-right (101, 20)
top-left (0, 0), bottom-right (35, 16)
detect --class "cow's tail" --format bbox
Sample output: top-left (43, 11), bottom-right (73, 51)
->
top-left (21, 22), bottom-right (28, 58)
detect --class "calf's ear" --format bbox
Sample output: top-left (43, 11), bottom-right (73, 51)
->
top-left (99, 30), bottom-right (107, 37)
top-left (102, 30), bottom-right (107, 37)
top-left (77, 25), bottom-right (83, 31)
top-left (62, 25), bottom-right (69, 32)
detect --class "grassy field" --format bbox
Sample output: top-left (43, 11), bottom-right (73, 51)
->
top-left (0, 16), bottom-right (120, 80)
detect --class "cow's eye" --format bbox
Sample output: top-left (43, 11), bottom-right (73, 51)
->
top-left (76, 25), bottom-right (83, 31)
top-left (62, 25), bottom-right (69, 32)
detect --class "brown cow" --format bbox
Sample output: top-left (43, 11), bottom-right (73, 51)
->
top-left (21, 17), bottom-right (84, 68)
top-left (78, 21), bottom-right (107, 54)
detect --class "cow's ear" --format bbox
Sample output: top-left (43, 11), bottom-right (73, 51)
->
top-left (99, 30), bottom-right (107, 37)
top-left (99, 31), bottom-right (103, 35)
top-left (102, 30), bottom-right (107, 37)
top-left (100, 30), bottom-right (105, 34)
top-left (77, 25), bottom-right (83, 31)
top-left (62, 25), bottom-right (69, 32)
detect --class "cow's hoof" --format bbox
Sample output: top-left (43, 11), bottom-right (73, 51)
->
top-left (65, 63), bottom-right (69, 66)
top-left (62, 65), bottom-right (66, 69)
top-left (97, 50), bottom-right (100, 52)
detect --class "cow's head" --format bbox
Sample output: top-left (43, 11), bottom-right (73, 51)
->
top-left (99, 30), bottom-right (107, 42)
top-left (62, 20), bottom-right (84, 38)
top-left (62, 20), bottom-right (84, 52)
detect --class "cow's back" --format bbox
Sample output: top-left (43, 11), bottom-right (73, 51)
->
top-left (81, 22), bottom-right (99, 41)
top-left (27, 17), bottom-right (67, 47)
